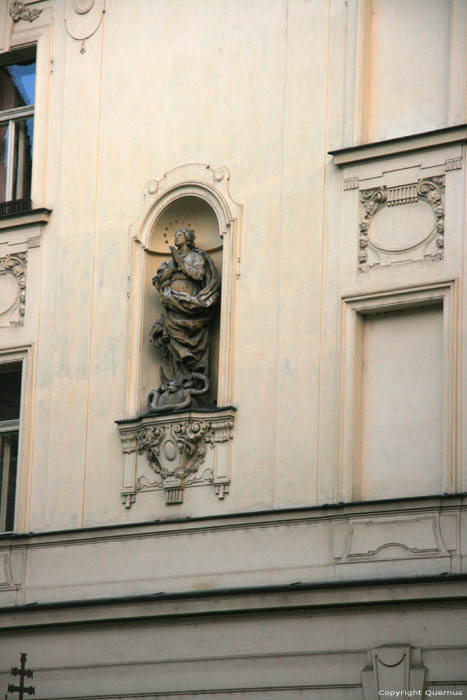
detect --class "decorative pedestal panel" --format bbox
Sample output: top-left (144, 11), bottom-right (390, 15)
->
top-left (116, 407), bottom-right (235, 506)
top-left (362, 645), bottom-right (426, 699)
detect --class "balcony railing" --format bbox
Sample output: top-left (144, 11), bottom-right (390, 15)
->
top-left (0, 197), bottom-right (32, 217)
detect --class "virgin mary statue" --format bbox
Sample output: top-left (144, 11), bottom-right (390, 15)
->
top-left (149, 227), bottom-right (220, 412)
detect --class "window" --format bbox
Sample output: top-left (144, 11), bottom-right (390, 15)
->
top-left (0, 48), bottom-right (36, 216)
top-left (0, 362), bottom-right (22, 531)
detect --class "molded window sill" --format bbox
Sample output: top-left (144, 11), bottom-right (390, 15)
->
top-left (0, 206), bottom-right (51, 232)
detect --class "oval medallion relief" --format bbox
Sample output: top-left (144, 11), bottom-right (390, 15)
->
top-left (369, 200), bottom-right (435, 252)
top-left (0, 273), bottom-right (19, 316)
top-left (72, 0), bottom-right (95, 13)
top-left (164, 440), bottom-right (177, 461)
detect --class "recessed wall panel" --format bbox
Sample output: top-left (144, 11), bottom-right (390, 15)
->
top-left (366, 0), bottom-right (450, 141)
top-left (360, 305), bottom-right (443, 499)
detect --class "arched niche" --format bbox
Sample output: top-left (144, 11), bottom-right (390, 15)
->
top-left (127, 164), bottom-right (242, 418)
top-left (141, 196), bottom-right (223, 411)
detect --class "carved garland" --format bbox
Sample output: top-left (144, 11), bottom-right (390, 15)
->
top-left (359, 176), bottom-right (445, 270)
top-left (9, 1), bottom-right (42, 22)
top-left (0, 253), bottom-right (27, 326)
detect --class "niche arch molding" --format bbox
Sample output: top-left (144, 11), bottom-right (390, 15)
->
top-left (127, 163), bottom-right (242, 418)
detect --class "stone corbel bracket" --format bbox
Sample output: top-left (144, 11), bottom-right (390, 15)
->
top-left (116, 407), bottom-right (235, 506)
top-left (359, 175), bottom-right (445, 271)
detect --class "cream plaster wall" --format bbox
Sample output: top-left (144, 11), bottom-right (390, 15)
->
top-left (0, 0), bottom-right (465, 532)
top-left (1, 595), bottom-right (467, 697)
top-left (364, 0), bottom-right (451, 141)
top-left (1, 1), bottom-right (467, 697)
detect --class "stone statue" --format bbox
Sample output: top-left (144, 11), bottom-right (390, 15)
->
top-left (148, 227), bottom-right (220, 412)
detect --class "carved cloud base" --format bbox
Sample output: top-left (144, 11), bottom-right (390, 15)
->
top-left (116, 407), bottom-right (235, 506)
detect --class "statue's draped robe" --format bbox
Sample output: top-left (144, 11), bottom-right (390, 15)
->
top-left (151, 247), bottom-right (220, 379)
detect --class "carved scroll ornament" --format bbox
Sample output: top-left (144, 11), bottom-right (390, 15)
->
top-left (9, 1), bottom-right (42, 22)
top-left (359, 176), bottom-right (445, 271)
top-left (0, 253), bottom-right (27, 326)
top-left (136, 420), bottom-right (211, 504)
top-left (117, 409), bottom-right (235, 505)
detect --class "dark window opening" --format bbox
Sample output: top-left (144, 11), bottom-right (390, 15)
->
top-left (0, 362), bottom-right (22, 531)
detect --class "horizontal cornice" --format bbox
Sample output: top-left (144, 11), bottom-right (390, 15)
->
top-left (2, 492), bottom-right (466, 547)
top-left (1, 574), bottom-right (467, 630)
top-left (329, 124), bottom-right (467, 166)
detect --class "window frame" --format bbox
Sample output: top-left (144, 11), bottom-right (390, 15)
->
top-left (0, 47), bottom-right (36, 211)
top-left (0, 346), bottom-right (32, 533)
top-left (3, 10), bottom-right (53, 217)
top-left (0, 422), bottom-right (19, 532)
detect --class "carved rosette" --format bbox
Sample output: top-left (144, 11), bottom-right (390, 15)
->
top-left (0, 253), bottom-right (27, 327)
top-left (117, 409), bottom-right (235, 505)
top-left (358, 176), bottom-right (445, 271)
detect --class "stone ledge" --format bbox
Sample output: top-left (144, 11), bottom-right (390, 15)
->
top-left (0, 207), bottom-right (51, 232)
top-left (1, 575), bottom-right (466, 630)
top-left (0, 498), bottom-right (465, 611)
top-left (1, 492), bottom-right (465, 545)
top-left (329, 124), bottom-right (467, 166)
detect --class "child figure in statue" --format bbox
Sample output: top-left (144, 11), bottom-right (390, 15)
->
top-left (149, 227), bottom-right (220, 412)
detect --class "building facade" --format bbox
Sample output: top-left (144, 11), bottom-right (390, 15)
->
top-left (0, 0), bottom-right (467, 697)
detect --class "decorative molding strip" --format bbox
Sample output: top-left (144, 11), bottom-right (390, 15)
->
top-left (117, 408), bottom-right (235, 506)
top-left (332, 513), bottom-right (457, 562)
top-left (446, 157), bottom-right (462, 171)
top-left (9, 1), bottom-right (42, 22)
top-left (343, 177), bottom-right (359, 191)
top-left (358, 175), bottom-right (445, 271)
top-left (0, 552), bottom-right (18, 591)
top-left (0, 252), bottom-right (27, 326)
top-left (386, 184), bottom-right (418, 206)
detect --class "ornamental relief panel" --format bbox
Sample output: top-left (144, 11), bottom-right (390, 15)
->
top-left (0, 252), bottom-right (27, 327)
top-left (358, 175), bottom-right (445, 271)
top-left (65, 0), bottom-right (105, 53)
top-left (118, 164), bottom-right (241, 510)
top-left (117, 408), bottom-right (235, 506)
top-left (9, 1), bottom-right (42, 23)
top-left (332, 512), bottom-right (458, 564)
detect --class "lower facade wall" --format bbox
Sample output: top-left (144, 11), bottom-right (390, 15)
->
top-left (1, 500), bottom-right (466, 697)
top-left (1, 602), bottom-right (467, 698)
top-left (1, 497), bottom-right (466, 608)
